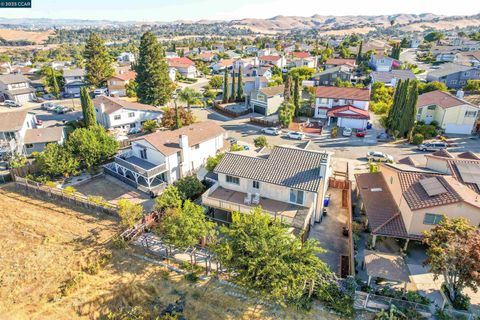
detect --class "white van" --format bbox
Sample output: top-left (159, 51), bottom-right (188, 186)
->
top-left (94, 88), bottom-right (108, 97)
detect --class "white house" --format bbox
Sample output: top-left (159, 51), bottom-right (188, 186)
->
top-left (94, 96), bottom-right (163, 131)
top-left (202, 146), bottom-right (333, 232)
top-left (248, 84), bottom-right (284, 116)
top-left (0, 74), bottom-right (36, 104)
top-left (117, 52), bottom-right (136, 64)
top-left (314, 86), bottom-right (371, 129)
top-left (104, 121), bottom-right (226, 195)
top-left (288, 52), bottom-right (315, 68)
top-left (369, 53), bottom-right (396, 72)
top-left (0, 110), bottom-right (38, 157)
top-left (167, 57), bottom-right (197, 78)
top-left (259, 55), bottom-right (286, 68)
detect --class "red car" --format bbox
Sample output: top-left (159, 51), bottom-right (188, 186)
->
top-left (355, 129), bottom-right (366, 138)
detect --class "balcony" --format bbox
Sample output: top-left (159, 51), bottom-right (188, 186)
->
top-left (115, 150), bottom-right (167, 178)
top-left (0, 139), bottom-right (17, 155)
top-left (202, 183), bottom-right (313, 231)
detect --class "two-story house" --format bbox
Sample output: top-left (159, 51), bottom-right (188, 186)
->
top-left (107, 70), bottom-right (136, 97)
top-left (117, 52), bottom-right (135, 64)
top-left (370, 70), bottom-right (416, 87)
top-left (369, 53), bottom-right (397, 72)
top-left (426, 63), bottom-right (480, 89)
top-left (355, 162), bottom-right (480, 250)
top-left (259, 55), bottom-right (286, 68)
top-left (94, 96), bottom-right (163, 131)
top-left (0, 110), bottom-right (38, 157)
top-left (104, 121), bottom-right (225, 195)
top-left (311, 66), bottom-right (353, 86)
top-left (288, 52), bottom-right (315, 68)
top-left (416, 90), bottom-right (479, 134)
top-left (0, 74), bottom-right (36, 104)
top-left (23, 126), bottom-right (65, 155)
top-left (63, 68), bottom-right (86, 97)
top-left (202, 146), bottom-right (332, 234)
top-left (324, 58), bottom-right (357, 71)
top-left (314, 86), bottom-right (370, 129)
top-left (249, 84), bottom-right (284, 116)
top-left (224, 76), bottom-right (268, 102)
top-left (167, 57), bottom-right (198, 78)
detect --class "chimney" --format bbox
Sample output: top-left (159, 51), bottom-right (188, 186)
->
top-left (254, 76), bottom-right (261, 90)
top-left (179, 134), bottom-right (188, 149)
top-left (456, 90), bottom-right (464, 99)
top-left (99, 103), bottom-right (105, 113)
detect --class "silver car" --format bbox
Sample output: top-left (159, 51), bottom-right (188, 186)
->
top-left (261, 127), bottom-right (281, 136)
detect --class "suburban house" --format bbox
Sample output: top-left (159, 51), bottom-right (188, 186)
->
top-left (0, 110), bottom-right (38, 157)
top-left (355, 162), bottom-right (480, 250)
top-left (107, 70), bottom-right (136, 97)
top-left (416, 90), bottom-right (479, 134)
top-left (259, 55), bottom-right (286, 68)
top-left (211, 59), bottom-right (234, 73)
top-left (324, 58), bottom-right (357, 71)
top-left (311, 66), bottom-right (353, 86)
top-left (244, 46), bottom-right (258, 55)
top-left (370, 70), bottom-right (417, 87)
top-left (23, 126), bottom-right (65, 155)
top-left (0, 74), bottom-right (36, 104)
top-left (248, 84), bottom-right (284, 116)
top-left (369, 53), bottom-right (397, 72)
top-left (94, 96), bottom-right (163, 131)
top-left (288, 52), bottom-right (315, 68)
top-left (426, 63), bottom-right (480, 89)
top-left (195, 52), bottom-right (217, 62)
top-left (167, 57), bottom-right (197, 78)
top-left (243, 66), bottom-right (273, 80)
top-left (202, 146), bottom-right (332, 234)
top-left (225, 76), bottom-right (268, 100)
top-left (117, 52), bottom-right (135, 64)
top-left (63, 68), bottom-right (86, 97)
top-left (104, 121), bottom-right (225, 194)
top-left (314, 86), bottom-right (371, 129)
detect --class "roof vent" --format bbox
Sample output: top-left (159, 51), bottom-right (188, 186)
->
top-left (371, 188), bottom-right (382, 192)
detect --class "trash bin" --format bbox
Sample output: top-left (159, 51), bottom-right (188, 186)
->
top-left (366, 122), bottom-right (372, 130)
top-left (323, 195), bottom-right (330, 207)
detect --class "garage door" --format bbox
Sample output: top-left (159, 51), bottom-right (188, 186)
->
top-left (445, 124), bottom-right (473, 134)
top-left (338, 118), bottom-right (366, 129)
top-left (253, 104), bottom-right (266, 115)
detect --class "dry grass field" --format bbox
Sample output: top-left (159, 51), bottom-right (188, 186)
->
top-left (0, 185), bottom-right (342, 320)
top-left (0, 28), bottom-right (54, 44)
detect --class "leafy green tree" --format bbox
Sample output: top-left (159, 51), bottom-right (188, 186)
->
top-left (125, 80), bottom-right (137, 98)
top-left (66, 125), bottom-right (118, 169)
top-left (253, 136), bottom-right (268, 148)
top-left (288, 66), bottom-right (315, 82)
top-left (34, 143), bottom-right (79, 177)
top-left (356, 41), bottom-right (363, 64)
top-left (418, 81), bottom-right (448, 94)
top-left (423, 217), bottom-right (480, 304)
top-left (156, 200), bottom-right (216, 250)
top-left (175, 175), bottom-right (204, 201)
top-left (390, 43), bottom-right (401, 60)
top-left (160, 106), bottom-right (194, 130)
top-left (178, 87), bottom-right (203, 111)
top-left (154, 185), bottom-right (182, 211)
top-left (117, 199), bottom-right (144, 228)
top-left (293, 76), bottom-right (301, 116)
top-left (424, 32), bottom-right (445, 43)
top-left (278, 102), bottom-right (295, 128)
top-left (230, 71), bottom-right (236, 102)
top-left (236, 66), bottom-right (243, 101)
top-left (80, 87), bottom-right (96, 127)
top-left (400, 37), bottom-right (409, 48)
top-left (222, 68), bottom-right (228, 103)
top-left (284, 75), bottom-right (292, 103)
top-left (463, 80), bottom-right (480, 93)
top-left (214, 208), bottom-right (331, 307)
top-left (206, 153), bottom-right (224, 172)
top-left (135, 32), bottom-right (175, 106)
top-left (84, 32), bottom-right (114, 87)
top-left (142, 119), bottom-right (158, 133)
top-left (209, 75), bottom-right (223, 92)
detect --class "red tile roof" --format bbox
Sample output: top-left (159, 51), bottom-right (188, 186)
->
top-left (110, 70), bottom-right (136, 81)
top-left (259, 55), bottom-right (281, 62)
top-left (417, 90), bottom-right (477, 109)
top-left (326, 105), bottom-right (369, 119)
top-left (289, 51), bottom-right (310, 59)
top-left (167, 57), bottom-right (195, 68)
top-left (315, 86), bottom-right (370, 101)
top-left (325, 58), bottom-right (357, 67)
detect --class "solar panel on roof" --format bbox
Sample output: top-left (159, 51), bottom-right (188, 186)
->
top-left (455, 162), bottom-right (480, 184)
top-left (419, 177), bottom-right (447, 196)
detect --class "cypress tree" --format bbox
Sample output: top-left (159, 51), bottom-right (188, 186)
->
top-left (84, 32), bottom-right (114, 88)
top-left (293, 76), bottom-right (300, 116)
top-left (236, 66), bottom-right (243, 101)
top-left (284, 75), bottom-right (292, 102)
top-left (222, 68), bottom-right (228, 103)
top-left (230, 71), bottom-right (236, 102)
top-left (135, 31), bottom-right (175, 106)
top-left (81, 87), bottom-right (97, 128)
top-left (51, 69), bottom-right (60, 99)
top-left (175, 103), bottom-right (182, 129)
top-left (356, 41), bottom-right (363, 64)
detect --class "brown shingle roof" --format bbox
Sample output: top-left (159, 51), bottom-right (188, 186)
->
top-left (259, 85), bottom-right (285, 97)
top-left (93, 96), bottom-right (160, 115)
top-left (110, 70), bottom-right (136, 81)
top-left (398, 156), bottom-right (417, 166)
top-left (431, 149), bottom-right (454, 158)
top-left (325, 58), bottom-right (356, 67)
top-left (0, 110), bottom-right (28, 132)
top-left (139, 121), bottom-right (225, 156)
top-left (417, 90), bottom-right (477, 109)
top-left (24, 127), bottom-right (64, 144)
top-left (457, 151), bottom-right (480, 160)
top-left (315, 86), bottom-right (370, 101)
top-left (0, 74), bottom-right (30, 85)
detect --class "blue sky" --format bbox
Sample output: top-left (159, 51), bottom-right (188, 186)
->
top-left (1, 0), bottom-right (479, 21)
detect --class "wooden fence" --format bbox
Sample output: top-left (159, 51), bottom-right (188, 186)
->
top-left (13, 176), bottom-right (118, 216)
top-left (9, 163), bottom-right (38, 178)
top-left (249, 117), bottom-right (280, 127)
top-left (213, 102), bottom-right (251, 118)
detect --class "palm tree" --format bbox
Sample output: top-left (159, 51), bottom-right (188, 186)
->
top-left (178, 87), bottom-right (203, 111)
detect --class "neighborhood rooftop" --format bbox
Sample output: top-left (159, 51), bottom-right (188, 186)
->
top-left (417, 90), bottom-right (477, 108)
top-left (315, 86), bottom-right (370, 101)
top-left (0, 110), bottom-right (28, 132)
top-left (0, 74), bottom-right (30, 85)
top-left (24, 127), bottom-right (64, 144)
top-left (93, 96), bottom-right (160, 114)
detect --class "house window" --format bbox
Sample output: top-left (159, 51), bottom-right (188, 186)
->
top-left (465, 72), bottom-right (470, 76)
top-left (450, 80), bottom-right (457, 85)
top-left (257, 94), bottom-right (265, 102)
top-left (226, 175), bottom-right (240, 185)
top-left (423, 213), bottom-right (443, 225)
top-left (252, 180), bottom-right (260, 189)
top-left (460, 80), bottom-right (466, 85)
top-left (140, 148), bottom-right (147, 159)
top-left (427, 105), bottom-right (436, 110)
top-left (25, 143), bottom-right (33, 148)
top-left (289, 189), bottom-right (304, 205)
top-left (114, 115), bottom-right (121, 120)
top-left (193, 144), bottom-right (200, 149)
top-left (465, 111), bottom-right (477, 117)
top-left (319, 98), bottom-right (328, 104)
top-left (128, 112), bottom-right (135, 118)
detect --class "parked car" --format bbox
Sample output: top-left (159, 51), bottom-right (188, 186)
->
top-left (94, 88), bottom-right (108, 97)
top-left (4, 100), bottom-right (21, 108)
top-left (417, 141), bottom-right (448, 152)
top-left (366, 151), bottom-right (394, 162)
top-left (54, 106), bottom-right (72, 114)
top-left (35, 119), bottom-right (43, 128)
top-left (41, 102), bottom-right (54, 110)
top-left (285, 131), bottom-right (305, 140)
top-left (226, 137), bottom-right (237, 145)
top-left (376, 132), bottom-right (392, 142)
top-left (128, 127), bottom-right (143, 135)
top-left (42, 93), bottom-right (56, 100)
top-left (342, 127), bottom-right (353, 137)
top-left (261, 127), bottom-right (281, 136)
top-left (355, 129), bottom-right (366, 138)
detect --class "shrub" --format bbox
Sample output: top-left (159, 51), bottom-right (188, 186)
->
top-left (45, 181), bottom-right (57, 188)
top-left (63, 186), bottom-right (76, 196)
top-left (88, 195), bottom-right (107, 206)
top-left (117, 199), bottom-right (144, 228)
top-left (331, 126), bottom-right (338, 138)
top-left (452, 292), bottom-right (471, 310)
top-left (184, 272), bottom-right (199, 283)
top-left (412, 133), bottom-right (424, 145)
top-left (110, 234), bottom-right (128, 249)
top-left (316, 277), bottom-right (355, 317)
top-left (230, 143), bottom-right (245, 151)
top-left (253, 136), bottom-right (268, 148)
top-left (206, 153), bottom-right (224, 172)
top-left (142, 119), bottom-right (159, 133)
top-left (414, 124), bottom-right (437, 139)
top-left (370, 101), bottom-right (390, 114)
top-left (175, 176), bottom-right (204, 201)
